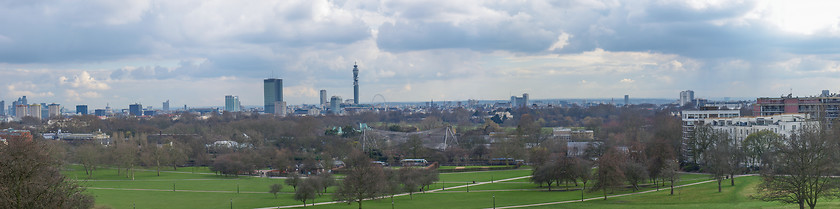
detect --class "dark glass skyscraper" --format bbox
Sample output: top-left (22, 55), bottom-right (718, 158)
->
top-left (264, 78), bottom-right (283, 114)
top-left (76, 105), bottom-right (88, 115)
top-left (129, 103), bottom-right (143, 116)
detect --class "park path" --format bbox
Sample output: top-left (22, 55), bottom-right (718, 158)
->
top-left (255, 175), bottom-right (532, 209)
top-left (487, 176), bottom-right (748, 209)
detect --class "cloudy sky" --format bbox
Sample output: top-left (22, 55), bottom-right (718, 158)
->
top-left (1, 0), bottom-right (840, 108)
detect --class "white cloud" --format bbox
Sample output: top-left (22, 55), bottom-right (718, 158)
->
top-left (59, 71), bottom-right (110, 90)
top-left (620, 78), bottom-right (635, 83)
top-left (548, 32), bottom-right (572, 51)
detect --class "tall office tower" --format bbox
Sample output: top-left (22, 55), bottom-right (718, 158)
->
top-left (129, 103), bottom-right (143, 116)
top-left (0, 100), bottom-right (4, 116)
top-left (624, 95), bottom-right (630, 106)
top-left (162, 100), bottom-right (170, 112)
top-left (274, 101), bottom-right (287, 116)
top-left (20, 96), bottom-right (27, 106)
top-left (330, 96), bottom-right (342, 114)
top-left (225, 95), bottom-right (241, 112)
top-left (28, 104), bottom-right (41, 119)
top-left (353, 63), bottom-right (359, 105)
top-left (679, 90), bottom-right (695, 106)
top-left (320, 90), bottom-right (327, 107)
top-left (48, 103), bottom-right (60, 118)
top-left (76, 105), bottom-right (88, 115)
top-left (15, 105), bottom-right (27, 118)
top-left (264, 78), bottom-right (283, 114)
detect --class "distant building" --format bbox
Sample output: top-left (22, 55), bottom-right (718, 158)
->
top-left (320, 90), bottom-right (327, 107)
top-left (43, 130), bottom-right (110, 144)
top-left (143, 110), bottom-right (156, 116)
top-left (76, 105), bottom-right (88, 115)
top-left (129, 103), bottom-right (143, 116)
top-left (264, 78), bottom-right (283, 114)
top-left (48, 103), bottom-right (60, 118)
top-left (353, 63), bottom-right (360, 105)
top-left (511, 93), bottom-right (529, 108)
top-left (274, 101), bottom-right (287, 117)
top-left (754, 92), bottom-right (840, 119)
top-left (94, 109), bottom-right (106, 117)
top-left (330, 96), bottom-right (342, 114)
top-left (680, 90), bottom-right (695, 107)
top-left (702, 114), bottom-right (811, 143)
top-left (821, 90), bottom-right (831, 97)
top-left (15, 104), bottom-right (27, 119)
top-left (0, 128), bottom-right (33, 142)
top-left (162, 100), bottom-right (170, 112)
top-left (624, 95), bottom-right (630, 106)
top-left (10, 96), bottom-right (27, 117)
top-left (0, 100), bottom-right (4, 116)
top-left (225, 95), bottom-right (241, 112)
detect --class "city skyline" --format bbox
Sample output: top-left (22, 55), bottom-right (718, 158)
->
top-left (1, 1), bottom-right (840, 108)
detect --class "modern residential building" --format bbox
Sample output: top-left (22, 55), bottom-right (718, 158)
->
top-left (624, 95), bottom-right (630, 106)
top-left (754, 92), bottom-right (840, 119)
top-left (162, 100), bottom-right (170, 112)
top-left (15, 104), bottom-right (28, 119)
top-left (330, 96), bottom-right (342, 114)
top-left (225, 95), bottom-right (240, 112)
top-left (10, 96), bottom-right (27, 117)
top-left (76, 105), bottom-right (88, 115)
top-left (274, 101), bottom-right (286, 116)
top-left (129, 103), bottom-right (143, 116)
top-left (680, 90), bottom-right (695, 107)
top-left (320, 90), bottom-right (327, 107)
top-left (511, 93), bottom-right (529, 108)
top-left (700, 113), bottom-right (812, 143)
top-left (48, 103), bottom-right (60, 118)
top-left (27, 104), bottom-right (41, 119)
top-left (263, 78), bottom-right (283, 114)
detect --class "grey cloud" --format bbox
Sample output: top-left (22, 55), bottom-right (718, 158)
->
top-left (377, 20), bottom-right (555, 52)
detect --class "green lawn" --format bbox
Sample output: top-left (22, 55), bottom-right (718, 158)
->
top-left (67, 165), bottom-right (840, 209)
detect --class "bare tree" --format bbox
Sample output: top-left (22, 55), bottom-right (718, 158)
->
top-left (623, 161), bottom-right (648, 191)
top-left (295, 179), bottom-right (317, 207)
top-left (74, 143), bottom-right (101, 178)
top-left (755, 124), bottom-right (839, 209)
top-left (702, 130), bottom-right (731, 192)
top-left (0, 139), bottom-right (95, 208)
top-left (269, 184), bottom-right (282, 199)
top-left (398, 167), bottom-right (422, 198)
top-left (660, 159), bottom-right (680, 195)
top-left (591, 147), bottom-right (625, 200)
top-left (285, 172), bottom-right (302, 191)
top-left (574, 158), bottom-right (593, 201)
top-left (334, 151), bottom-right (387, 209)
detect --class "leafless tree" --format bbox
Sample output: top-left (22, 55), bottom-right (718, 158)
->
top-left (755, 124), bottom-right (840, 209)
top-left (334, 151), bottom-right (387, 209)
top-left (269, 184), bottom-right (282, 199)
top-left (0, 139), bottom-right (94, 208)
top-left (660, 159), bottom-right (680, 195)
top-left (294, 179), bottom-right (317, 207)
top-left (591, 147), bottom-right (625, 200)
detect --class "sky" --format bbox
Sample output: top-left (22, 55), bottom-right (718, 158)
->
top-left (1, 0), bottom-right (840, 108)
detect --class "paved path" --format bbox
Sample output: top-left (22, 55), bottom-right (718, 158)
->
top-left (86, 187), bottom-right (269, 194)
top-left (488, 177), bottom-right (729, 209)
top-left (255, 175), bottom-right (532, 209)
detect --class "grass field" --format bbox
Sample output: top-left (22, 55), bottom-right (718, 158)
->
top-left (66, 165), bottom-right (840, 209)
